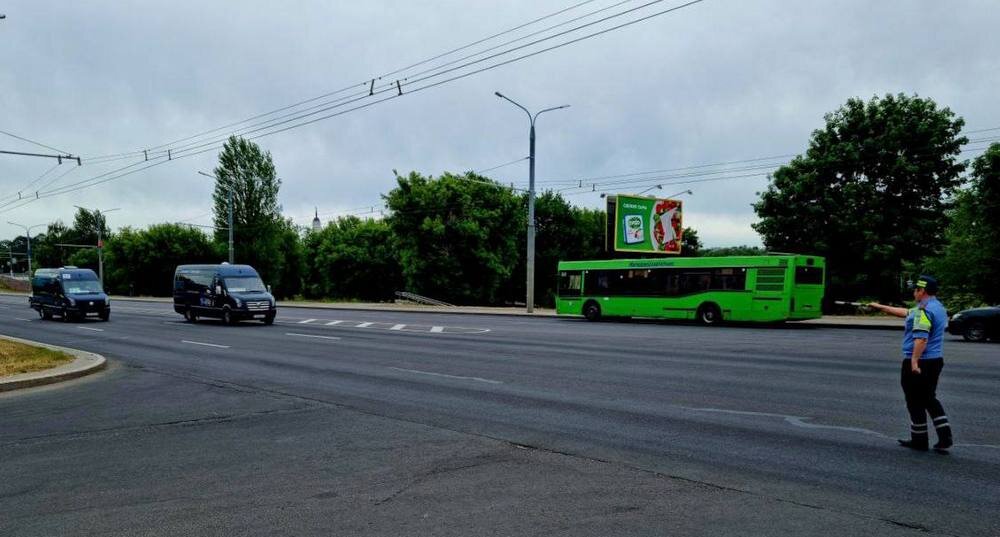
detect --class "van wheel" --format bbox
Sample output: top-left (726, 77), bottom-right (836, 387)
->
top-left (61, 308), bottom-right (72, 322)
top-left (185, 309), bottom-right (197, 323)
top-left (964, 321), bottom-right (987, 342)
top-left (263, 314), bottom-right (275, 325)
top-left (100, 311), bottom-right (110, 322)
top-left (222, 308), bottom-right (235, 325)
top-left (583, 301), bottom-right (602, 322)
top-left (696, 303), bottom-right (722, 325)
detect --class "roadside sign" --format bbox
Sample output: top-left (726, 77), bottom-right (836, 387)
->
top-left (606, 194), bottom-right (683, 255)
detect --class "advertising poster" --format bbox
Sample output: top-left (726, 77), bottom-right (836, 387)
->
top-left (610, 194), bottom-right (683, 254)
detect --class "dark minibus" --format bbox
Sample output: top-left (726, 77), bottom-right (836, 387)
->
top-left (29, 267), bottom-right (111, 321)
top-left (173, 264), bottom-right (277, 325)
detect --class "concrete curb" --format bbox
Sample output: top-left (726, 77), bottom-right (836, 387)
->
top-left (0, 335), bottom-right (107, 392)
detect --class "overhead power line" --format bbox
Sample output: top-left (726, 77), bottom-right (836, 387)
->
top-left (81, 0), bottom-right (609, 163)
top-left (17, 0), bottom-right (707, 206)
top-left (0, 129), bottom-right (70, 154)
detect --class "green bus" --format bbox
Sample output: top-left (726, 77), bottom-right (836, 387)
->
top-left (555, 255), bottom-right (825, 324)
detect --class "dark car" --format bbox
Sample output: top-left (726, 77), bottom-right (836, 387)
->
top-left (947, 306), bottom-right (1000, 342)
top-left (173, 263), bottom-right (276, 325)
top-left (29, 267), bottom-right (111, 321)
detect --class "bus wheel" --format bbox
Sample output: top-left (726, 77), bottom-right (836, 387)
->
top-left (696, 303), bottom-right (722, 325)
top-left (583, 301), bottom-right (602, 322)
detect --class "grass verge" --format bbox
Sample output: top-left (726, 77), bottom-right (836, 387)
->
top-left (0, 339), bottom-right (74, 377)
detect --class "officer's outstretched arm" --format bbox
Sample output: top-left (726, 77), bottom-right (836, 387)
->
top-left (868, 302), bottom-right (908, 318)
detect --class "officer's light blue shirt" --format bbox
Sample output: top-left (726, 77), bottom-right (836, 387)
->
top-left (902, 296), bottom-right (946, 359)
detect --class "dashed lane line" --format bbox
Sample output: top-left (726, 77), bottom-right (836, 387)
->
top-left (181, 340), bottom-right (230, 349)
top-left (387, 366), bottom-right (502, 385)
top-left (298, 319), bottom-right (317, 324)
top-left (285, 332), bottom-right (341, 341)
top-left (356, 322), bottom-right (374, 328)
top-left (77, 326), bottom-right (104, 332)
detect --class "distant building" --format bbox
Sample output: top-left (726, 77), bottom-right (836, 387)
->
top-left (311, 208), bottom-right (321, 232)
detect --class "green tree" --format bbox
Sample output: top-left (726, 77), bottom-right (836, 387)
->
top-left (753, 93), bottom-right (967, 302)
top-left (385, 171), bottom-right (523, 305)
top-left (679, 227), bottom-right (702, 257)
top-left (928, 143), bottom-right (1000, 305)
top-left (104, 224), bottom-right (219, 296)
top-left (304, 216), bottom-right (402, 301)
top-left (507, 191), bottom-right (606, 306)
top-left (700, 245), bottom-right (766, 257)
top-left (211, 136), bottom-right (301, 297)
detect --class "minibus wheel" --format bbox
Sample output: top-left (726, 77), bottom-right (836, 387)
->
top-left (222, 308), bottom-right (235, 325)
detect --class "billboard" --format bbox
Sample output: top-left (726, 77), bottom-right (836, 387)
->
top-left (606, 194), bottom-right (683, 255)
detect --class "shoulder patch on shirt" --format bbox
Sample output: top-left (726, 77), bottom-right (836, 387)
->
top-left (914, 309), bottom-right (932, 332)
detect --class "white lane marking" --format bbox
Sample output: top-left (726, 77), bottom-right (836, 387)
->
top-left (77, 326), bottom-right (104, 332)
top-left (684, 407), bottom-right (889, 438)
top-left (14, 317), bottom-right (33, 321)
top-left (356, 322), bottom-right (374, 328)
top-left (298, 318), bottom-right (317, 324)
top-left (430, 326), bottom-right (444, 333)
top-left (388, 366), bottom-right (502, 385)
top-left (325, 320), bottom-right (344, 326)
top-left (181, 340), bottom-right (230, 349)
top-left (286, 332), bottom-right (341, 341)
top-left (389, 324), bottom-right (406, 331)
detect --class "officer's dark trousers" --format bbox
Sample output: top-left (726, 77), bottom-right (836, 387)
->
top-left (900, 358), bottom-right (952, 445)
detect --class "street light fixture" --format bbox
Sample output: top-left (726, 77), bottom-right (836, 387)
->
top-left (495, 91), bottom-right (569, 313)
top-left (6, 221), bottom-right (46, 278)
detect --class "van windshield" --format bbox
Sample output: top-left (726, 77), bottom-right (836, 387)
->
top-left (63, 280), bottom-right (104, 294)
top-left (224, 276), bottom-right (266, 293)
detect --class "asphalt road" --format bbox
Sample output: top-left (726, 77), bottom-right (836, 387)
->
top-left (1, 295), bottom-right (998, 536)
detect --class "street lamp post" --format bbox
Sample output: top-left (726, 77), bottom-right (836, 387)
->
top-left (198, 171), bottom-right (234, 263)
top-left (6, 221), bottom-right (45, 278)
top-left (495, 91), bottom-right (569, 313)
top-left (73, 206), bottom-right (120, 285)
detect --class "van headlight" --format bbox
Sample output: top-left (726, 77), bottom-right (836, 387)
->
top-left (951, 313), bottom-right (962, 321)
top-left (68, 297), bottom-right (76, 306)
top-left (105, 297), bottom-right (111, 305)
top-left (234, 298), bottom-right (242, 308)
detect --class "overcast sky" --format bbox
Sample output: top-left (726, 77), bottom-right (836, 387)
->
top-left (2, 0), bottom-right (998, 247)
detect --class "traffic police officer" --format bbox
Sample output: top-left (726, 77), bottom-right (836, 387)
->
top-left (869, 275), bottom-right (953, 452)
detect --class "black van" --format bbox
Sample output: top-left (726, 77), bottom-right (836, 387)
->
top-left (29, 267), bottom-right (111, 321)
top-left (173, 264), bottom-right (277, 325)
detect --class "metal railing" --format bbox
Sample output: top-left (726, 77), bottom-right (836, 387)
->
top-left (394, 291), bottom-right (454, 307)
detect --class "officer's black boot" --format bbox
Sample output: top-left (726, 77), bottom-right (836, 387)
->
top-left (898, 438), bottom-right (929, 451)
top-left (899, 423), bottom-right (929, 451)
top-left (933, 416), bottom-right (953, 452)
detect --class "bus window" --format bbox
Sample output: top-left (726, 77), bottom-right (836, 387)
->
top-left (795, 266), bottom-right (823, 285)
top-left (558, 271), bottom-right (583, 297)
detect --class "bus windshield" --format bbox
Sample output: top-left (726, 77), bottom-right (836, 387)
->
top-left (224, 276), bottom-right (266, 293)
top-left (63, 280), bottom-right (104, 294)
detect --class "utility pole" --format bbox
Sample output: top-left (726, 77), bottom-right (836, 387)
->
top-left (198, 170), bottom-right (234, 263)
top-left (73, 206), bottom-right (119, 286)
top-left (495, 91), bottom-right (569, 313)
top-left (228, 187), bottom-right (234, 263)
top-left (7, 221), bottom-right (44, 278)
